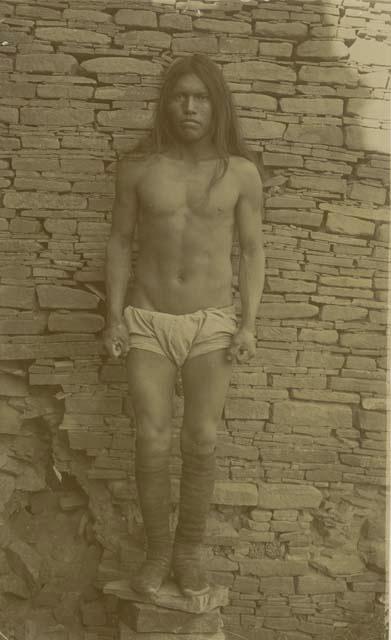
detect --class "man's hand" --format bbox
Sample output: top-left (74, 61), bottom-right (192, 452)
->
top-left (104, 320), bottom-right (129, 358)
top-left (227, 327), bottom-right (256, 364)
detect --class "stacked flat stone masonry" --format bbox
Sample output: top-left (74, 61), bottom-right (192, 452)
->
top-left (0, 0), bottom-right (389, 638)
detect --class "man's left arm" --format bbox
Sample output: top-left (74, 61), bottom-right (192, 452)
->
top-left (228, 160), bottom-right (265, 363)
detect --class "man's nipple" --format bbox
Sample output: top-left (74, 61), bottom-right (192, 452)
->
top-left (176, 270), bottom-right (185, 283)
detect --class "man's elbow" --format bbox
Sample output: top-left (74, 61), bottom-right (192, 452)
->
top-left (241, 243), bottom-right (265, 261)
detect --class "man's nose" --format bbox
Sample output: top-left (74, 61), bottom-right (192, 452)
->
top-left (184, 95), bottom-right (196, 112)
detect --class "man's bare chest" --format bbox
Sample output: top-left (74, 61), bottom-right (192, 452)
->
top-left (137, 162), bottom-right (239, 223)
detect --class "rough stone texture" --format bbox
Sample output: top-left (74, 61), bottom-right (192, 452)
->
top-left (37, 285), bottom-right (99, 310)
top-left (81, 57), bottom-right (162, 76)
top-left (0, 1), bottom-right (388, 638)
top-left (258, 484), bottom-right (322, 510)
top-left (105, 580), bottom-right (229, 614)
top-left (15, 53), bottom-right (78, 73)
top-left (120, 601), bottom-right (222, 633)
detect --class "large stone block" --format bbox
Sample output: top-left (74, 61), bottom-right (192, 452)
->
top-left (298, 65), bottom-right (358, 86)
top-left (0, 285), bottom-right (35, 309)
top-left (120, 601), bottom-right (222, 633)
top-left (120, 624), bottom-right (225, 639)
top-left (63, 8), bottom-right (111, 21)
top-left (340, 332), bottom-right (385, 350)
top-left (239, 118), bottom-right (285, 139)
top-left (37, 285), bottom-right (98, 310)
top-left (349, 39), bottom-right (391, 67)
top-left (260, 576), bottom-right (295, 594)
top-left (260, 42), bottom-right (293, 58)
top-left (194, 18), bottom-right (251, 34)
top-left (65, 395), bottom-right (122, 415)
top-left (224, 61), bottom-right (296, 82)
top-left (15, 53), bottom-right (78, 73)
top-left (81, 57), bottom-right (162, 76)
top-left (234, 93), bottom-right (277, 111)
top-left (225, 399), bottom-right (268, 420)
top-left (273, 401), bottom-right (352, 428)
top-left (20, 107), bottom-right (94, 126)
top-left (349, 182), bottom-right (386, 205)
top-left (297, 40), bottom-right (348, 59)
top-left (255, 22), bottom-right (307, 40)
top-left (358, 410), bottom-right (385, 432)
top-left (173, 36), bottom-right (218, 54)
top-left (159, 13), bottom-right (192, 31)
top-left (104, 580), bottom-right (229, 615)
top-left (116, 31), bottom-right (171, 49)
top-left (280, 97), bottom-right (343, 116)
top-left (326, 212), bottom-right (374, 237)
top-left (0, 341), bottom-right (103, 361)
top-left (345, 126), bottom-right (389, 155)
top-left (240, 559), bottom-right (308, 577)
top-left (266, 195), bottom-right (315, 209)
top-left (220, 37), bottom-right (258, 55)
top-left (0, 312), bottom-right (47, 335)
top-left (311, 553), bottom-right (364, 578)
top-left (284, 124), bottom-right (343, 146)
top-left (48, 312), bottom-right (104, 333)
top-left (297, 575), bottom-right (346, 594)
top-left (36, 27), bottom-right (110, 44)
top-left (258, 483), bottom-right (322, 510)
top-left (0, 107), bottom-right (18, 124)
top-left (213, 482), bottom-right (258, 506)
top-left (346, 98), bottom-right (388, 121)
top-left (320, 305), bottom-right (367, 321)
top-left (114, 9), bottom-right (157, 28)
top-left (290, 175), bottom-right (346, 193)
top-left (259, 303), bottom-right (318, 319)
top-left (97, 109), bottom-right (153, 129)
top-left (217, 443), bottom-right (259, 461)
top-left (4, 191), bottom-right (85, 210)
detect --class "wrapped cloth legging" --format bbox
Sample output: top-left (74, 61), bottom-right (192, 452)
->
top-left (135, 446), bottom-right (216, 552)
top-left (135, 446), bottom-right (171, 560)
top-left (176, 449), bottom-right (216, 546)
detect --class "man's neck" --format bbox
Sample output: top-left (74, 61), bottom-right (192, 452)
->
top-left (168, 140), bottom-right (218, 165)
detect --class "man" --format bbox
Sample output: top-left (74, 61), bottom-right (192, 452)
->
top-left (104, 54), bottom-right (265, 599)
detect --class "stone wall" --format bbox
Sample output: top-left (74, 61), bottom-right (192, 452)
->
top-left (0, 0), bottom-right (389, 638)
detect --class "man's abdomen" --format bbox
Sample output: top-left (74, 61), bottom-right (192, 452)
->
top-left (130, 254), bottom-right (233, 315)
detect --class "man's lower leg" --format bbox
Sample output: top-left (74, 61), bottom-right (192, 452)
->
top-left (174, 444), bottom-right (216, 596)
top-left (132, 442), bottom-right (172, 595)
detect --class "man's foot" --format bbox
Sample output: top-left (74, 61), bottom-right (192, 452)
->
top-left (131, 556), bottom-right (171, 596)
top-left (173, 543), bottom-right (210, 597)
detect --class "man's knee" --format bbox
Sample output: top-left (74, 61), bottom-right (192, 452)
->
top-left (181, 420), bottom-right (218, 455)
top-left (136, 414), bottom-right (171, 454)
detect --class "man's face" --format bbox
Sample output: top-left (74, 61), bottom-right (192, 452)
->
top-left (166, 73), bottom-right (213, 144)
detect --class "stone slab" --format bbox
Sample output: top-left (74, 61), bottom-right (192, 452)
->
top-left (104, 580), bottom-right (229, 614)
top-left (120, 601), bottom-right (222, 633)
top-left (120, 623), bottom-right (225, 640)
top-left (273, 400), bottom-right (352, 428)
top-left (258, 483), bottom-right (322, 510)
top-left (240, 559), bottom-right (308, 577)
top-left (310, 553), bottom-right (365, 578)
top-left (81, 57), bottom-right (162, 76)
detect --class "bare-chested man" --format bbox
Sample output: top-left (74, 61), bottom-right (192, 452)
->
top-left (104, 54), bottom-right (265, 598)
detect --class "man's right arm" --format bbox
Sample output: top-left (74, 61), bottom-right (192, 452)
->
top-left (104, 158), bottom-right (138, 356)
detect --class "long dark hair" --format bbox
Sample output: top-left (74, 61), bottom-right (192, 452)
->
top-left (127, 54), bottom-right (262, 185)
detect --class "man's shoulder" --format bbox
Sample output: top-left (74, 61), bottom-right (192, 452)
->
top-left (228, 155), bottom-right (262, 186)
top-left (116, 152), bottom-right (158, 184)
